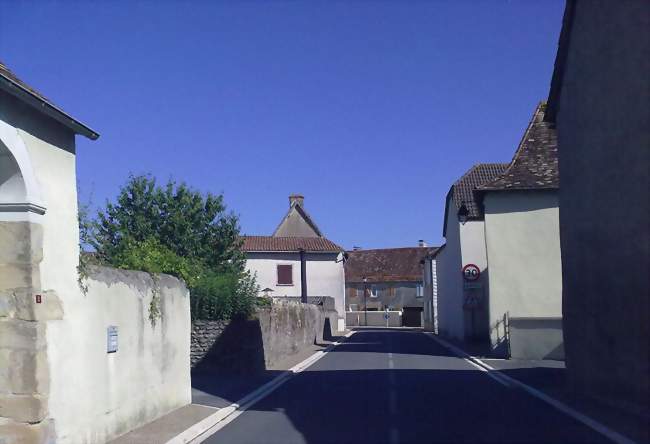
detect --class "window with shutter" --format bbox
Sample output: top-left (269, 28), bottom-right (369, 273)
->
top-left (277, 264), bottom-right (293, 285)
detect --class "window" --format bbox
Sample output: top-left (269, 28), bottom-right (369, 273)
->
top-left (356, 287), bottom-right (363, 298)
top-left (277, 264), bottom-right (293, 285)
top-left (416, 284), bottom-right (423, 298)
top-left (370, 285), bottom-right (379, 298)
top-left (389, 286), bottom-right (395, 297)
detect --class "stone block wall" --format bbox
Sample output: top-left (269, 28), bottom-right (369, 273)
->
top-left (0, 221), bottom-right (58, 443)
top-left (191, 320), bottom-right (230, 367)
top-left (191, 300), bottom-right (338, 372)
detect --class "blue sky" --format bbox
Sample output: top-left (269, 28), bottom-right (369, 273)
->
top-left (0, 0), bottom-right (564, 249)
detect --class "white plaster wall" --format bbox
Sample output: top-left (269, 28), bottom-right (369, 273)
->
top-left (10, 116), bottom-right (191, 443)
top-left (436, 204), bottom-right (464, 339)
top-left (483, 192), bottom-right (562, 338)
top-left (246, 252), bottom-right (302, 297)
top-left (437, 200), bottom-right (489, 340)
top-left (245, 252), bottom-right (346, 330)
top-left (53, 268), bottom-right (191, 443)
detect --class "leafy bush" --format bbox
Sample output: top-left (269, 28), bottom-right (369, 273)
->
top-left (85, 175), bottom-right (259, 321)
top-left (191, 270), bottom-right (258, 320)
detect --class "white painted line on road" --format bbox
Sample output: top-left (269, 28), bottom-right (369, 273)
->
top-left (425, 333), bottom-right (637, 444)
top-left (390, 426), bottom-right (400, 444)
top-left (180, 330), bottom-right (357, 444)
top-left (424, 333), bottom-right (512, 388)
top-left (388, 352), bottom-right (395, 369)
top-left (469, 359), bottom-right (638, 444)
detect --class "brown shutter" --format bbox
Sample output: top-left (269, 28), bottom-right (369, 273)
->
top-left (277, 265), bottom-right (293, 285)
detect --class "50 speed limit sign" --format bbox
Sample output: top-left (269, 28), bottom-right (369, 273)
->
top-left (462, 264), bottom-right (480, 281)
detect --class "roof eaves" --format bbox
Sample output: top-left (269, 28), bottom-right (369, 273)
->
top-left (0, 72), bottom-right (99, 140)
top-left (545, 0), bottom-right (577, 124)
top-left (442, 185), bottom-right (454, 238)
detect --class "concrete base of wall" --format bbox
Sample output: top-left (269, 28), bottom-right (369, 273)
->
top-left (508, 317), bottom-right (564, 361)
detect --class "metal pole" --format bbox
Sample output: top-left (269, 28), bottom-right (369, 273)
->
top-left (300, 249), bottom-right (307, 303)
top-left (363, 277), bottom-right (368, 326)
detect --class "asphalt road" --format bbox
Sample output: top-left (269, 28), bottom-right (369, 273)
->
top-left (204, 328), bottom-right (611, 444)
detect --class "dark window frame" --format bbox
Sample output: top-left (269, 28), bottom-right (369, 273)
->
top-left (277, 264), bottom-right (293, 286)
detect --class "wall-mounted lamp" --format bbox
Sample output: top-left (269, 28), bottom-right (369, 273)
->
top-left (458, 204), bottom-right (469, 224)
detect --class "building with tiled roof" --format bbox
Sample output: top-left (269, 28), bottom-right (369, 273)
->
top-left (345, 246), bottom-right (438, 283)
top-left (344, 244), bottom-right (439, 327)
top-left (242, 236), bottom-right (342, 253)
top-left (243, 195), bottom-right (346, 331)
top-left (478, 103), bottom-right (564, 360)
top-left (435, 103), bottom-right (563, 356)
top-left (436, 161), bottom-right (506, 340)
top-left (476, 103), bottom-right (558, 193)
top-left (442, 163), bottom-right (509, 236)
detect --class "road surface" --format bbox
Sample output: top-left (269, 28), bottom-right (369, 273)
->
top-left (204, 328), bottom-right (610, 444)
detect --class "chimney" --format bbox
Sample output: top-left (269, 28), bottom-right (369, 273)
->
top-left (418, 240), bottom-right (427, 247)
top-left (289, 194), bottom-right (304, 208)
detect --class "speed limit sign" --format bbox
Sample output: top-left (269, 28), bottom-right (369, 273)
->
top-left (462, 264), bottom-right (480, 281)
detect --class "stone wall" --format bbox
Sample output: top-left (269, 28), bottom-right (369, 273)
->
top-left (191, 300), bottom-right (338, 372)
top-left (191, 320), bottom-right (230, 368)
top-left (0, 221), bottom-right (56, 443)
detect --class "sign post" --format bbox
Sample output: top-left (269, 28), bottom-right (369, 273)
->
top-left (462, 264), bottom-right (481, 339)
top-left (384, 308), bottom-right (390, 327)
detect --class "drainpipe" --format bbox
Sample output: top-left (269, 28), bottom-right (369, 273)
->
top-left (300, 248), bottom-right (307, 303)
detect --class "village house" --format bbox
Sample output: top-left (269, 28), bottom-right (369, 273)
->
top-left (1, 62), bottom-right (191, 443)
top-left (475, 103), bottom-right (563, 360)
top-left (242, 195), bottom-right (347, 331)
top-left (434, 163), bottom-right (508, 341)
top-left (545, 0), bottom-right (648, 408)
top-left (344, 244), bottom-right (438, 327)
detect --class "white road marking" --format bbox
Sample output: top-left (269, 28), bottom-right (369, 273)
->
top-left (182, 330), bottom-right (357, 444)
top-left (388, 352), bottom-right (395, 369)
top-left (425, 333), bottom-right (637, 444)
top-left (390, 427), bottom-right (400, 444)
top-left (423, 333), bottom-right (511, 387)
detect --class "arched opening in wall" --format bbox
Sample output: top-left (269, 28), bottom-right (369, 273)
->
top-left (0, 140), bottom-right (28, 209)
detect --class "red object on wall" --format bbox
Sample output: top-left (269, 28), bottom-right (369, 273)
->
top-left (462, 264), bottom-right (481, 281)
top-left (35, 294), bottom-right (42, 304)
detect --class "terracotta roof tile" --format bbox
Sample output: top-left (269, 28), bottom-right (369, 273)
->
top-left (345, 247), bottom-right (439, 283)
top-left (242, 236), bottom-right (343, 253)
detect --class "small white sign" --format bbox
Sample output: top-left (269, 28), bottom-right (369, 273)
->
top-left (107, 326), bottom-right (118, 353)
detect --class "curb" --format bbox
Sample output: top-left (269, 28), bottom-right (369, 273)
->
top-left (167, 330), bottom-right (356, 444)
top-left (425, 333), bottom-right (637, 444)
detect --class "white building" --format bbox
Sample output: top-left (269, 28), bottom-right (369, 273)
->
top-left (434, 163), bottom-right (508, 341)
top-left (243, 195), bottom-right (346, 331)
top-left (433, 104), bottom-right (562, 361)
top-left (1, 61), bottom-right (191, 443)
top-left (476, 103), bottom-right (563, 360)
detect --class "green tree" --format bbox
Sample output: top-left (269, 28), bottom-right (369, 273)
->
top-left (90, 175), bottom-right (258, 320)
